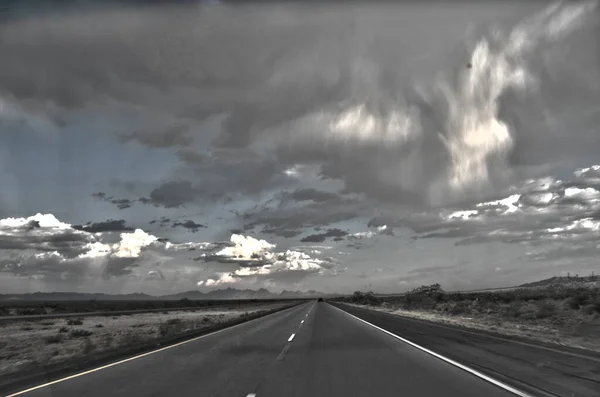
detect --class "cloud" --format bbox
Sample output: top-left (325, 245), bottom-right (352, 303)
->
top-left (148, 181), bottom-right (196, 208)
top-left (197, 247), bottom-right (335, 287)
top-left (91, 192), bottom-right (134, 210)
top-left (120, 123), bottom-right (192, 148)
top-left (194, 233), bottom-right (338, 286)
top-left (285, 188), bottom-right (341, 203)
top-left (0, 213), bottom-right (202, 283)
top-left (349, 225), bottom-right (395, 240)
top-left (3, 3), bottom-right (598, 211)
top-left (405, 164), bottom-right (600, 261)
top-left (242, 194), bottom-right (364, 237)
top-left (73, 219), bottom-right (134, 233)
top-left (172, 220), bottom-right (206, 232)
top-left (199, 234), bottom-right (276, 266)
top-left (300, 228), bottom-right (348, 243)
top-left (0, 213), bottom-right (92, 256)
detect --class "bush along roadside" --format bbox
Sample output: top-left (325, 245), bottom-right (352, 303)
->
top-left (332, 285), bottom-right (600, 351)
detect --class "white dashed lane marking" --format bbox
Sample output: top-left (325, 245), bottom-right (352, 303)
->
top-left (288, 333), bottom-right (295, 342)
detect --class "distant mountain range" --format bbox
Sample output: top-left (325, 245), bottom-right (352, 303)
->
top-left (0, 288), bottom-right (340, 301)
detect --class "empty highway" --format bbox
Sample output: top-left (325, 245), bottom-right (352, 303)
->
top-left (3, 301), bottom-right (598, 397)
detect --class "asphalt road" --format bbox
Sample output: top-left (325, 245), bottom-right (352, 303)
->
top-left (3, 301), bottom-right (594, 397)
top-left (335, 303), bottom-right (600, 397)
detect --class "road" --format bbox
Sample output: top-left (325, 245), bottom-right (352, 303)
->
top-left (2, 301), bottom-right (597, 397)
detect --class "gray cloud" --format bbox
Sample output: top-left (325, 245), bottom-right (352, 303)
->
top-left (172, 220), bottom-right (206, 232)
top-left (3, 3), bottom-right (598, 210)
top-left (73, 219), bottom-right (134, 233)
top-left (120, 124), bottom-right (192, 148)
top-left (286, 188), bottom-right (341, 203)
top-left (300, 228), bottom-right (348, 243)
top-left (149, 181), bottom-right (196, 208)
top-left (92, 193), bottom-right (133, 210)
top-left (402, 166), bottom-right (600, 263)
top-left (3, 3), bottom-right (600, 294)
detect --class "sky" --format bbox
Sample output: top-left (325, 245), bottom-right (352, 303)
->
top-left (1, 0), bottom-right (600, 295)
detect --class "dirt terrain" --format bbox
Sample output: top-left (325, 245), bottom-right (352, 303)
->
top-left (0, 302), bottom-right (288, 377)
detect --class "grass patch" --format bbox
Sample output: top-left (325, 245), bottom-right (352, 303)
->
top-left (70, 329), bottom-right (93, 338)
top-left (45, 334), bottom-right (64, 344)
top-left (66, 319), bottom-right (83, 326)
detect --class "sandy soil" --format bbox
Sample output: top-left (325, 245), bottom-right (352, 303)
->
top-left (345, 302), bottom-right (600, 353)
top-left (0, 303), bottom-right (287, 376)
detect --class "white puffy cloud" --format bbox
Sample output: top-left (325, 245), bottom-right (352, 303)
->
top-left (214, 234), bottom-right (276, 263)
top-left (196, 236), bottom-right (336, 287)
top-left (0, 213), bottom-right (337, 291)
top-left (349, 224), bottom-right (394, 240)
top-left (410, 164), bottom-right (600, 261)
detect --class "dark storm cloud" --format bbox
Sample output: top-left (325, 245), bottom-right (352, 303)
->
top-left (73, 219), bottom-right (134, 233)
top-left (172, 220), bottom-right (207, 232)
top-left (147, 150), bottom-right (289, 206)
top-left (177, 149), bottom-right (206, 165)
top-left (0, 233), bottom-right (90, 257)
top-left (286, 188), bottom-right (341, 203)
top-left (120, 123), bottom-right (192, 148)
top-left (103, 256), bottom-right (139, 278)
top-left (244, 202), bottom-right (359, 238)
top-left (2, 3), bottom-right (599, 210)
top-left (0, 253), bottom-right (90, 280)
top-left (149, 181), bottom-right (196, 208)
top-left (91, 192), bottom-right (133, 210)
top-left (0, 216), bottom-right (93, 257)
top-left (300, 228), bottom-right (348, 243)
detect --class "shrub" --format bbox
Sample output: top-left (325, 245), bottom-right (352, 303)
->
top-left (58, 326), bottom-right (69, 333)
top-left (67, 319), bottom-right (83, 326)
top-left (582, 300), bottom-right (600, 315)
top-left (20, 326), bottom-right (34, 331)
top-left (95, 324), bottom-right (104, 328)
top-left (45, 334), bottom-right (64, 344)
top-left (82, 338), bottom-right (96, 354)
top-left (351, 291), bottom-right (382, 306)
top-left (70, 329), bottom-right (93, 338)
top-left (536, 301), bottom-right (557, 319)
top-left (450, 302), bottom-right (469, 316)
top-left (158, 319), bottom-right (184, 338)
top-left (506, 302), bottom-right (523, 318)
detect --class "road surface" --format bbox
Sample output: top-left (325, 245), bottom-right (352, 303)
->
top-left (2, 301), bottom-right (596, 397)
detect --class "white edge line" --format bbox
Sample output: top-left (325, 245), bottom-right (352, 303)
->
top-left (6, 304), bottom-right (305, 397)
top-left (288, 333), bottom-right (295, 342)
top-left (330, 305), bottom-right (533, 397)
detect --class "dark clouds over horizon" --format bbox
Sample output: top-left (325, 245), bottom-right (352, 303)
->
top-left (1, 1), bottom-right (599, 294)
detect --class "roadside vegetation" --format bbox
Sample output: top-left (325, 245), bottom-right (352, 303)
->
top-left (335, 279), bottom-right (600, 351)
top-left (0, 303), bottom-right (290, 380)
top-left (0, 298), bottom-right (290, 317)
